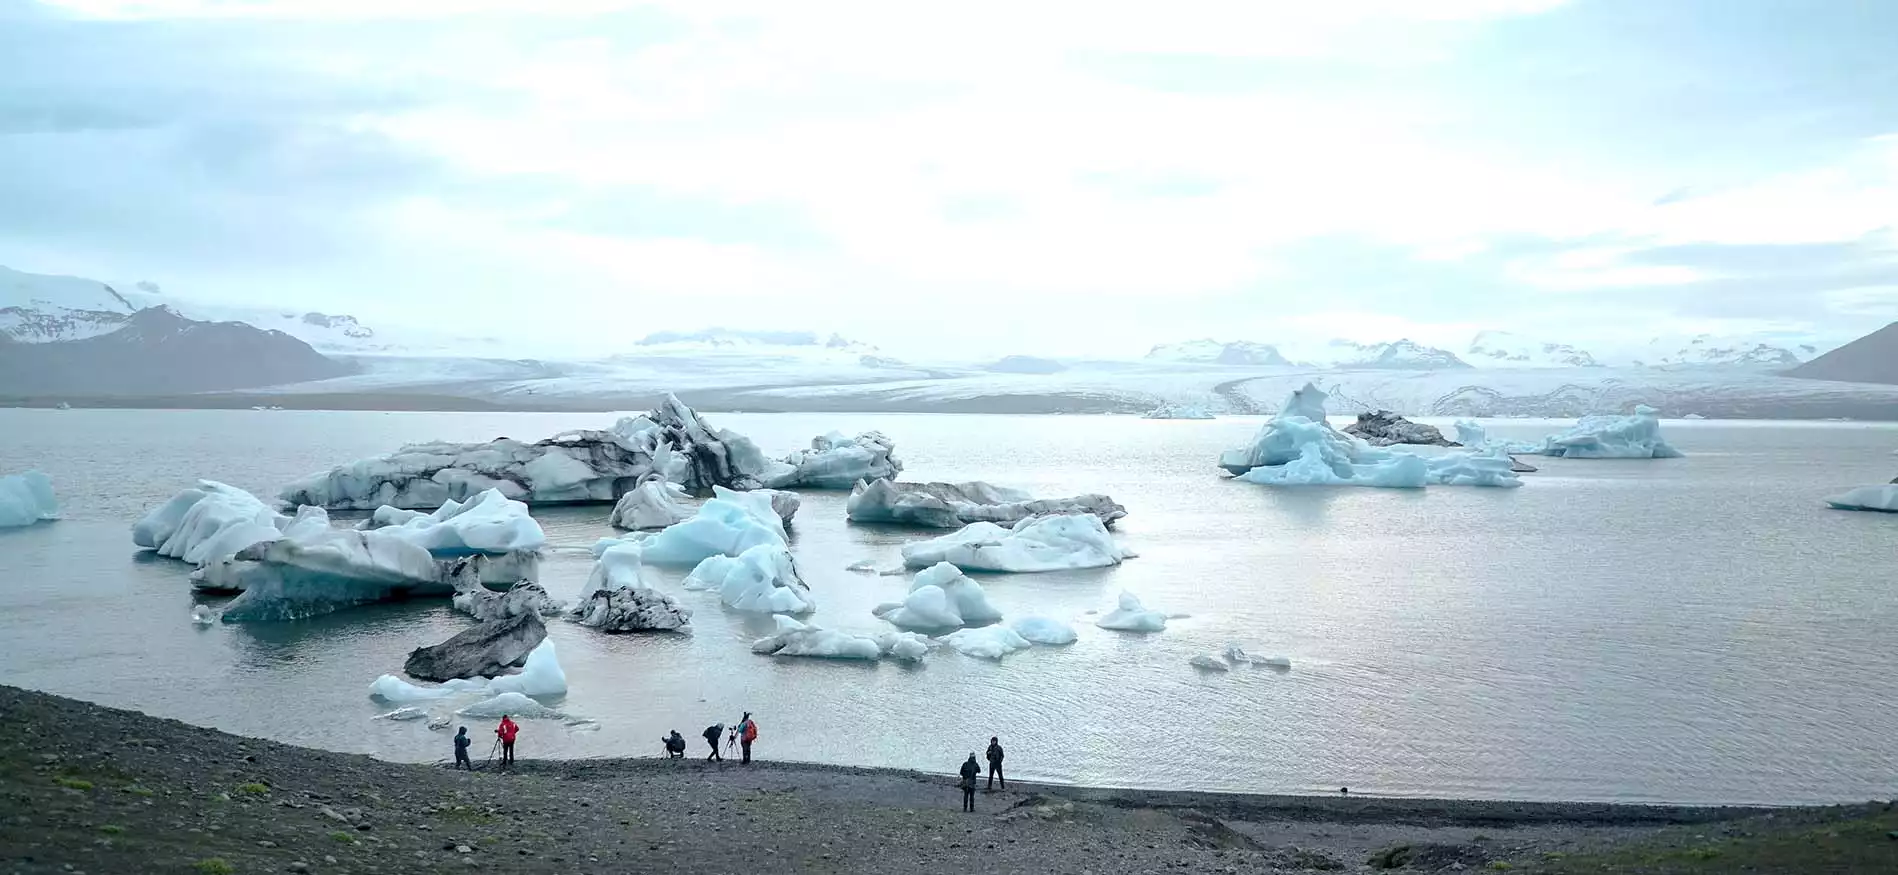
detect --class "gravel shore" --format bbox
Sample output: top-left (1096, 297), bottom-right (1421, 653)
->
top-left (1, 685), bottom-right (1882, 874)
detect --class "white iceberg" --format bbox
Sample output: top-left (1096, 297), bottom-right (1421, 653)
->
top-left (458, 691), bottom-right (562, 719)
top-left (941, 625), bottom-right (1033, 660)
top-left (133, 481), bottom-right (287, 564)
top-left (873, 562), bottom-right (1001, 630)
top-left (1222, 384), bottom-right (1521, 488)
top-left (608, 478), bottom-right (693, 530)
top-left (1143, 403), bottom-right (1216, 420)
top-left (357, 488), bottom-right (546, 554)
top-left (1095, 591), bottom-right (1168, 633)
top-left (847, 479), bottom-right (1127, 529)
top-left (368, 674), bottom-right (490, 703)
top-left (682, 543), bottom-right (816, 614)
top-left (1009, 616), bottom-right (1078, 645)
top-left (1189, 655), bottom-right (1230, 672)
top-left (766, 431), bottom-right (902, 489)
top-left (217, 527), bottom-right (477, 622)
top-left (484, 637), bottom-right (567, 697)
top-left (569, 539), bottom-right (692, 631)
top-left (750, 616), bottom-right (883, 660)
top-left (279, 393), bottom-right (782, 510)
top-left (1827, 484), bottom-right (1898, 513)
top-left (899, 513), bottom-right (1136, 572)
top-left (636, 486), bottom-right (789, 567)
top-left (1453, 420), bottom-right (1542, 454)
top-left (873, 630), bottom-right (934, 662)
top-left (0, 471), bottom-right (57, 528)
top-left (1532, 406), bottom-right (1684, 459)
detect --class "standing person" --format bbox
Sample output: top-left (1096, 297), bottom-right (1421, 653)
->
top-left (737, 713), bottom-right (759, 764)
top-left (702, 723), bottom-right (725, 762)
top-left (495, 715), bottom-right (519, 769)
top-left (985, 736), bottom-right (1005, 790)
top-left (453, 727), bottom-right (472, 771)
top-left (958, 754), bottom-right (980, 812)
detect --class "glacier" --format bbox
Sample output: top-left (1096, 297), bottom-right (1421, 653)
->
top-left (133, 481), bottom-right (287, 564)
top-left (569, 539), bottom-right (692, 631)
top-left (1222, 384), bottom-right (1522, 488)
top-left (608, 478), bottom-right (693, 530)
top-left (1532, 405), bottom-right (1684, 459)
top-left (847, 479), bottom-right (1128, 529)
top-left (682, 543), bottom-right (816, 614)
top-left (872, 562), bottom-right (1001, 631)
top-left (0, 471), bottom-right (58, 528)
top-left (1095, 591), bottom-right (1167, 633)
top-left (1826, 485), bottom-right (1898, 513)
top-left (899, 513), bottom-right (1136, 572)
top-left (279, 393), bottom-right (780, 509)
top-left (941, 625), bottom-right (1034, 660)
top-left (1142, 403), bottom-right (1215, 420)
top-left (765, 431), bottom-right (902, 490)
top-left (1010, 616), bottom-right (1078, 645)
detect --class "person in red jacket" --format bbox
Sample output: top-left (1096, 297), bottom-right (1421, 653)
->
top-left (496, 715), bottom-right (519, 769)
top-left (737, 712), bottom-right (758, 764)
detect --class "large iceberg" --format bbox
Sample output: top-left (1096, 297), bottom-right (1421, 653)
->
top-left (218, 528), bottom-right (478, 622)
top-left (404, 610), bottom-right (546, 681)
top-left (682, 543), bottom-right (816, 614)
top-left (1095, 591), bottom-right (1168, 633)
top-left (279, 393), bottom-right (782, 510)
top-left (569, 539), bottom-right (692, 631)
top-left (847, 479), bottom-right (1127, 529)
top-left (0, 471), bottom-right (58, 528)
top-left (941, 625), bottom-right (1033, 660)
top-left (899, 513), bottom-right (1136, 572)
top-left (484, 636), bottom-right (567, 697)
top-left (630, 486), bottom-right (789, 567)
top-left (608, 478), bottom-right (693, 530)
top-left (1221, 384), bottom-right (1522, 488)
top-left (357, 488), bottom-right (545, 584)
top-left (872, 562), bottom-right (1002, 631)
top-left (765, 431), bottom-right (902, 489)
top-left (1532, 406), bottom-right (1684, 459)
top-left (133, 481), bottom-right (288, 565)
top-left (1827, 485), bottom-right (1898, 513)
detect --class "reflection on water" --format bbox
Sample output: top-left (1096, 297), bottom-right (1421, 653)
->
top-left (1, 409), bottom-right (1896, 804)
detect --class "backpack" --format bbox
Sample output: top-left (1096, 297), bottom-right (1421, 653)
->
top-left (741, 720), bottom-right (758, 742)
top-left (703, 724), bottom-right (723, 743)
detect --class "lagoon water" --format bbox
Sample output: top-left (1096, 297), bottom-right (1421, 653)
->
top-left (2, 408), bottom-right (1896, 805)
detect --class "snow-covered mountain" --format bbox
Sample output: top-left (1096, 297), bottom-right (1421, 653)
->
top-left (1144, 339), bottom-right (1292, 366)
top-left (1621, 335), bottom-right (1813, 368)
top-left (0, 305), bottom-right (354, 396)
top-left (0, 267), bottom-right (140, 342)
top-left (635, 328), bottom-right (878, 355)
top-left (1288, 338), bottom-right (1471, 370)
top-left (1467, 331), bottom-right (1602, 368)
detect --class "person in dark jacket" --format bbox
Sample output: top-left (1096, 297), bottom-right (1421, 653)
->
top-left (662, 730), bottom-right (686, 758)
top-left (985, 737), bottom-right (1005, 790)
top-left (958, 753), bottom-right (980, 812)
top-left (702, 724), bottom-right (725, 762)
top-left (453, 727), bottom-right (472, 770)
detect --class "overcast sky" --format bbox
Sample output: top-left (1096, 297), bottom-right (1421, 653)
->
top-left (3, 0), bottom-right (1895, 359)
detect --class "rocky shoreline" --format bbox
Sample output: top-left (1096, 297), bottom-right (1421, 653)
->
top-left (2, 685), bottom-right (1891, 874)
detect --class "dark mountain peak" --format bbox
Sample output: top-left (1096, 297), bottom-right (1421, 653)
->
top-left (1787, 322), bottom-right (1898, 385)
top-left (0, 307), bottom-right (354, 397)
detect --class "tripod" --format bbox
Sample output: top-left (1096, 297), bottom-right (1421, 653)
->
top-left (482, 737), bottom-right (501, 771)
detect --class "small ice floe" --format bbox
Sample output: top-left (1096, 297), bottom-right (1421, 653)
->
top-left (1010, 616), bottom-right (1078, 646)
top-left (1095, 592), bottom-right (1167, 633)
top-left (1188, 655), bottom-right (1230, 672)
top-left (375, 707), bottom-right (429, 722)
top-left (941, 625), bottom-right (1033, 660)
top-left (190, 604), bottom-right (217, 626)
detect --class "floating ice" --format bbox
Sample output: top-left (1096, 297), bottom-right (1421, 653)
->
top-left (1827, 485), bottom-right (1898, 513)
top-left (1010, 616), bottom-right (1078, 645)
top-left (1143, 403), bottom-right (1215, 420)
top-left (218, 528), bottom-right (475, 623)
top-left (1533, 406), bottom-right (1684, 459)
top-left (280, 393), bottom-right (780, 510)
top-left (357, 488), bottom-right (546, 554)
top-left (368, 674), bottom-right (490, 703)
top-left (751, 616), bottom-right (883, 660)
top-left (847, 479), bottom-right (1127, 529)
top-left (453, 580), bottom-right (563, 621)
top-left (133, 481), bottom-right (286, 564)
top-left (569, 539), bottom-right (692, 631)
top-left (682, 543), bottom-right (815, 614)
top-left (765, 431), bottom-right (902, 489)
top-left (375, 707), bottom-right (429, 722)
top-left (1452, 420), bottom-right (1542, 454)
top-left (941, 625), bottom-right (1034, 660)
top-left (1221, 645), bottom-right (1291, 669)
top-left (636, 487), bottom-right (789, 567)
top-left (1343, 411), bottom-right (1455, 447)
top-left (1189, 655), bottom-right (1230, 672)
top-left (1095, 592), bottom-right (1168, 633)
top-left (873, 630), bottom-right (934, 662)
top-left (484, 637), bottom-right (567, 697)
top-left (458, 691), bottom-right (561, 719)
top-left (900, 513), bottom-right (1136, 572)
top-left (608, 478), bottom-right (693, 530)
top-left (873, 563), bottom-right (1001, 630)
top-left (406, 611), bottom-right (546, 681)
top-left (190, 604), bottom-right (216, 626)
top-left (1222, 384), bottom-right (1522, 488)
top-left (0, 471), bottom-right (57, 528)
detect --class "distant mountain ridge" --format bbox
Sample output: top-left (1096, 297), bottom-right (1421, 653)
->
top-left (1787, 322), bottom-right (1898, 385)
top-left (1468, 330), bottom-right (1601, 368)
top-left (0, 306), bottom-right (355, 396)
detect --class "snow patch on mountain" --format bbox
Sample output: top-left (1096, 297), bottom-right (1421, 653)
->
top-left (1467, 331), bottom-right (1601, 368)
top-left (1146, 339), bottom-right (1292, 366)
top-left (636, 328), bottom-right (877, 355)
top-left (1621, 334), bottom-right (1809, 368)
top-left (1284, 338), bottom-right (1470, 370)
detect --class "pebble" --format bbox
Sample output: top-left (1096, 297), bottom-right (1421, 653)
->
top-left (288, 864), bottom-right (309, 873)
top-left (258, 840), bottom-right (277, 848)
top-left (456, 845), bottom-right (473, 854)
top-left (324, 856), bottom-right (337, 865)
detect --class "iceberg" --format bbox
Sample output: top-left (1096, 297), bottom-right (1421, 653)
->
top-left (357, 488), bottom-right (545, 584)
top-left (369, 674), bottom-right (490, 703)
top-left (1221, 644), bottom-right (1293, 669)
top-left (453, 580), bottom-right (563, 621)
top-left (765, 431), bottom-right (902, 490)
top-left (847, 479), bottom-right (1128, 529)
top-left (1222, 383), bottom-right (1522, 488)
top-left (755, 488), bottom-right (801, 527)
top-left (873, 562), bottom-right (1001, 631)
top-left (133, 481), bottom-right (287, 564)
top-left (635, 486), bottom-right (789, 567)
top-left (873, 630), bottom-right (934, 662)
top-left (1142, 403), bottom-right (1215, 420)
top-left (1009, 616), bottom-right (1078, 645)
top-left (484, 636), bottom-right (567, 697)
top-left (1342, 410), bottom-right (1456, 447)
top-left (750, 616), bottom-right (883, 660)
top-left (279, 393), bottom-right (782, 510)
top-left (1532, 405), bottom-right (1684, 459)
top-left (1095, 591), bottom-right (1167, 633)
top-left (0, 471), bottom-right (57, 528)
top-left (1453, 420), bottom-right (1542, 455)
top-left (683, 543), bottom-right (815, 614)
top-left (941, 626), bottom-right (1033, 660)
top-left (1189, 655), bottom-right (1231, 672)
top-left (217, 528), bottom-right (479, 623)
top-left (190, 604), bottom-right (217, 625)
top-left (899, 513), bottom-right (1136, 572)
top-left (569, 539), bottom-right (692, 631)
top-left (404, 611), bottom-right (546, 681)
top-left (458, 691), bottom-right (562, 719)
top-left (608, 478), bottom-right (693, 530)
top-left (1826, 484), bottom-right (1898, 513)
